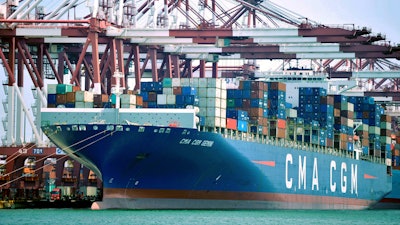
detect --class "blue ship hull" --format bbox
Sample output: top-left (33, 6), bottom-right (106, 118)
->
top-left (374, 169), bottom-right (400, 209)
top-left (42, 123), bottom-right (392, 210)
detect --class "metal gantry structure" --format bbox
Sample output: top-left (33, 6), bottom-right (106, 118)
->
top-left (0, 0), bottom-right (400, 147)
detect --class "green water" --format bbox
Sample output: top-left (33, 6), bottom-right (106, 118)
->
top-left (1, 209), bottom-right (399, 225)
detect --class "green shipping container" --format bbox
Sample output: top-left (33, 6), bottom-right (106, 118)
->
top-left (56, 84), bottom-right (73, 94)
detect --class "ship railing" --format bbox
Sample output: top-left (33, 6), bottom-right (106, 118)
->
top-left (220, 128), bottom-right (385, 165)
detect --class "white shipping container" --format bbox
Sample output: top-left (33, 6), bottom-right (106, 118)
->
top-left (199, 107), bottom-right (207, 117)
top-left (198, 98), bottom-right (207, 108)
top-left (163, 87), bottom-right (173, 95)
top-left (206, 97), bottom-right (221, 108)
top-left (198, 78), bottom-right (208, 88)
top-left (207, 78), bottom-right (222, 88)
top-left (191, 78), bottom-right (199, 87)
top-left (47, 84), bottom-right (57, 94)
top-left (347, 102), bottom-right (354, 111)
top-left (157, 94), bottom-right (167, 105)
top-left (166, 94), bottom-right (176, 104)
top-left (347, 118), bottom-right (354, 128)
top-left (75, 91), bottom-right (94, 102)
top-left (220, 99), bottom-right (227, 109)
top-left (206, 116), bottom-right (221, 127)
top-left (180, 78), bottom-right (190, 86)
top-left (220, 79), bottom-right (227, 89)
top-left (172, 78), bottom-right (181, 87)
top-left (220, 117), bottom-right (226, 128)
top-left (220, 108), bottom-right (226, 118)
top-left (286, 108), bottom-right (297, 118)
top-left (220, 89), bottom-right (227, 99)
top-left (207, 107), bottom-right (221, 117)
top-left (197, 87), bottom-right (208, 98)
top-left (120, 94), bottom-right (136, 104)
top-left (206, 87), bottom-right (221, 98)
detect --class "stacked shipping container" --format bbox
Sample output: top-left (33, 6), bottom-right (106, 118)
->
top-left (47, 78), bottom-right (394, 164)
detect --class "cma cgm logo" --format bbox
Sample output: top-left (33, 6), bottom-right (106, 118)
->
top-left (285, 154), bottom-right (358, 194)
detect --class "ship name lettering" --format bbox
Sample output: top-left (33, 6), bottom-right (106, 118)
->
top-left (286, 154), bottom-right (358, 195)
top-left (179, 138), bottom-right (214, 148)
top-left (179, 138), bottom-right (191, 144)
top-left (201, 140), bottom-right (214, 147)
top-left (191, 139), bottom-right (202, 145)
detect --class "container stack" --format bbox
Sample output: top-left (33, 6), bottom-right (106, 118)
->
top-left (348, 96), bottom-right (384, 157)
top-left (368, 104), bottom-right (384, 157)
top-left (197, 78), bottom-right (227, 128)
top-left (242, 80), bottom-right (268, 135)
top-left (93, 94), bottom-right (110, 108)
top-left (119, 94), bottom-right (138, 108)
top-left (47, 84), bottom-right (94, 108)
top-left (297, 87), bottom-right (333, 147)
top-left (267, 82), bottom-right (286, 138)
top-left (380, 115), bottom-right (392, 159)
top-left (140, 81), bottom-right (163, 108)
top-left (349, 96), bottom-right (372, 154)
top-left (332, 95), bottom-right (354, 151)
top-left (226, 80), bottom-right (268, 134)
top-left (74, 91), bottom-right (94, 108)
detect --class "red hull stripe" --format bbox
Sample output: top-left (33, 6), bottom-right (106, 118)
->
top-left (364, 174), bottom-right (377, 179)
top-left (253, 161), bottom-right (276, 167)
top-left (104, 188), bottom-right (371, 206)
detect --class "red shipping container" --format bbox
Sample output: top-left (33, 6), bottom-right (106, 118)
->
top-left (226, 118), bottom-right (237, 130)
top-left (277, 119), bottom-right (286, 129)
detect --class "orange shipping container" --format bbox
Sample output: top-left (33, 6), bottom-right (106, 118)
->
top-left (173, 87), bottom-right (182, 95)
top-left (250, 90), bottom-right (264, 99)
top-left (276, 128), bottom-right (286, 138)
top-left (136, 95), bottom-right (143, 106)
top-left (226, 118), bottom-right (237, 130)
top-left (326, 138), bottom-right (334, 147)
top-left (340, 133), bottom-right (348, 141)
top-left (72, 86), bottom-right (80, 92)
top-left (250, 81), bottom-right (265, 90)
top-left (262, 126), bottom-right (269, 135)
top-left (277, 119), bottom-right (286, 129)
top-left (249, 108), bottom-right (264, 117)
top-left (56, 94), bottom-right (67, 104)
top-left (66, 92), bottom-right (75, 103)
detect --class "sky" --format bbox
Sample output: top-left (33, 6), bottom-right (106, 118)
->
top-left (1, 0), bottom-right (400, 142)
top-left (274, 0), bottom-right (400, 44)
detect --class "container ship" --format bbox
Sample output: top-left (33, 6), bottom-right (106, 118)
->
top-left (40, 75), bottom-right (393, 210)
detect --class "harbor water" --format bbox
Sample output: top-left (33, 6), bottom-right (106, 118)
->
top-left (1, 209), bottom-right (399, 225)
